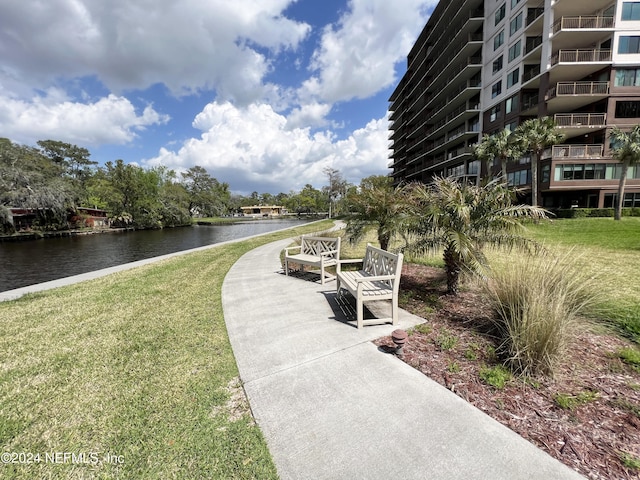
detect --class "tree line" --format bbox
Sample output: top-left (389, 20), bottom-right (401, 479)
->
top-left (0, 138), bottom-right (353, 234)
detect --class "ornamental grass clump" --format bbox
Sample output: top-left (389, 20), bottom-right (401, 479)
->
top-left (485, 251), bottom-right (599, 377)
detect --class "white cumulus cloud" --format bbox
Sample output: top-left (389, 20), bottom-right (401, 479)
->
top-left (0, 0), bottom-right (311, 101)
top-left (143, 101), bottom-right (390, 194)
top-left (0, 92), bottom-right (169, 146)
top-left (299, 0), bottom-right (438, 103)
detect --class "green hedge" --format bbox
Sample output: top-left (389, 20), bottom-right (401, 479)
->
top-left (552, 207), bottom-right (640, 218)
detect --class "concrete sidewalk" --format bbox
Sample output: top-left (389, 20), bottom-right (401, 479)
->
top-left (222, 239), bottom-right (585, 480)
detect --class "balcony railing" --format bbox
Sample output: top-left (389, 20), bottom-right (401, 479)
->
top-left (552, 15), bottom-right (614, 34)
top-left (547, 81), bottom-right (610, 99)
top-left (554, 113), bottom-right (607, 127)
top-left (552, 144), bottom-right (604, 158)
top-left (526, 8), bottom-right (544, 26)
top-left (522, 65), bottom-right (541, 83)
top-left (522, 94), bottom-right (539, 110)
top-left (525, 36), bottom-right (543, 54)
top-left (551, 49), bottom-right (612, 65)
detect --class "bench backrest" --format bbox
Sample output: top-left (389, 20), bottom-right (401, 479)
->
top-left (301, 236), bottom-right (341, 260)
top-left (362, 244), bottom-right (403, 290)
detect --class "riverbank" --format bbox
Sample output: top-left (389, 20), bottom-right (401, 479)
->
top-left (0, 219), bottom-right (334, 479)
top-left (0, 218), bottom-right (315, 293)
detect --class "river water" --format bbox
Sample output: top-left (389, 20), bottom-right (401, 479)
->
top-left (0, 219), bottom-right (311, 293)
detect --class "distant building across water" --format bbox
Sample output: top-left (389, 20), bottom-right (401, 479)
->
top-left (240, 205), bottom-right (287, 218)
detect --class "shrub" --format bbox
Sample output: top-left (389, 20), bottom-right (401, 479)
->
top-left (484, 251), bottom-right (599, 376)
top-left (479, 365), bottom-right (512, 389)
top-left (552, 207), bottom-right (640, 218)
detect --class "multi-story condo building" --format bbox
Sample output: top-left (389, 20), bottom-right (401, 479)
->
top-left (389, 0), bottom-right (640, 209)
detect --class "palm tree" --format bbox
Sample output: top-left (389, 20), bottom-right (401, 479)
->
top-left (473, 129), bottom-right (523, 182)
top-left (345, 175), bottom-right (409, 251)
top-left (405, 177), bottom-right (548, 295)
top-left (514, 117), bottom-right (565, 207)
top-left (610, 125), bottom-right (640, 220)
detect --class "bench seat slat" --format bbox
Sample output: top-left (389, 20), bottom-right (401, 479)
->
top-left (336, 244), bottom-right (403, 329)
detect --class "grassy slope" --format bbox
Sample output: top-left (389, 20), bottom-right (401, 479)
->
top-left (0, 220), bottom-right (333, 479)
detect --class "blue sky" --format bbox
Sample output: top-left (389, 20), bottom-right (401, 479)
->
top-left (0, 0), bottom-right (437, 195)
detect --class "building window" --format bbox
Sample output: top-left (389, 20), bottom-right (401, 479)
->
top-left (509, 13), bottom-right (523, 36)
top-left (542, 164), bottom-right (550, 183)
top-left (507, 68), bottom-right (519, 88)
top-left (622, 2), bottom-right (640, 20)
top-left (446, 164), bottom-right (465, 177)
top-left (492, 56), bottom-right (504, 73)
top-left (505, 121), bottom-right (518, 131)
top-left (604, 192), bottom-right (640, 208)
top-left (615, 101), bottom-right (640, 118)
top-left (619, 36), bottom-right (640, 53)
top-left (467, 160), bottom-right (480, 175)
top-left (505, 94), bottom-right (519, 113)
top-left (511, 0), bottom-right (521, 8)
top-left (508, 40), bottom-right (521, 62)
top-left (495, 4), bottom-right (506, 25)
top-left (615, 68), bottom-right (640, 86)
top-left (492, 81), bottom-right (502, 98)
top-left (507, 169), bottom-right (530, 186)
top-left (489, 104), bottom-right (501, 122)
top-left (494, 30), bottom-right (505, 51)
top-left (554, 164), bottom-right (606, 181)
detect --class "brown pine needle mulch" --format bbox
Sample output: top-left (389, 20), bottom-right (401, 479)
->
top-left (374, 264), bottom-right (640, 480)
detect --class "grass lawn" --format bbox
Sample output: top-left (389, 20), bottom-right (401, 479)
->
top-left (524, 217), bottom-right (640, 343)
top-left (0, 220), bottom-right (333, 479)
top-left (341, 217), bottom-right (640, 344)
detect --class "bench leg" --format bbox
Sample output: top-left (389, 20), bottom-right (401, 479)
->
top-left (285, 258), bottom-right (289, 276)
top-left (392, 295), bottom-right (398, 325)
top-left (356, 298), bottom-right (364, 329)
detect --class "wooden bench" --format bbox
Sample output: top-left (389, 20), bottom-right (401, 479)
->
top-left (284, 236), bottom-right (341, 285)
top-left (336, 244), bottom-right (404, 329)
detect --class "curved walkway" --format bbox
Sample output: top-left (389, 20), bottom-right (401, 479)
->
top-left (222, 239), bottom-right (585, 480)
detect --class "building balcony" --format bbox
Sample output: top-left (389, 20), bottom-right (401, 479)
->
top-left (554, 113), bottom-right (607, 135)
top-left (552, 15), bottom-right (614, 34)
top-left (552, 0), bottom-right (614, 18)
top-left (551, 16), bottom-right (615, 51)
top-left (524, 36), bottom-right (543, 59)
top-left (548, 81), bottom-right (609, 97)
top-left (549, 49), bottom-right (612, 84)
top-left (521, 64), bottom-right (542, 89)
top-left (520, 93), bottom-right (540, 115)
top-left (407, 53), bottom-right (482, 120)
top-left (545, 81), bottom-right (610, 113)
top-left (552, 144), bottom-right (605, 159)
top-left (525, 7), bottom-right (545, 35)
top-left (551, 48), bottom-right (611, 65)
top-left (410, 77), bottom-right (481, 132)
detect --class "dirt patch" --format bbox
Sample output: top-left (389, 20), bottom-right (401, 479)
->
top-left (374, 264), bottom-right (640, 480)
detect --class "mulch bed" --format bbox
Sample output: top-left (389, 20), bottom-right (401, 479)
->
top-left (374, 264), bottom-right (640, 480)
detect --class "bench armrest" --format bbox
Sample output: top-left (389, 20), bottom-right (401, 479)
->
top-left (284, 246), bottom-right (302, 255)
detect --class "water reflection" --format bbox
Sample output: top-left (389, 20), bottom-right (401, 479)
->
top-left (0, 220), bottom-right (310, 292)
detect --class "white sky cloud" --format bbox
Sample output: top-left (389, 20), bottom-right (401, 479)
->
top-left (299, 0), bottom-right (438, 103)
top-left (0, 0), bottom-right (310, 101)
top-left (0, 0), bottom-right (435, 193)
top-left (143, 101), bottom-right (390, 195)
top-left (0, 92), bottom-right (169, 146)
